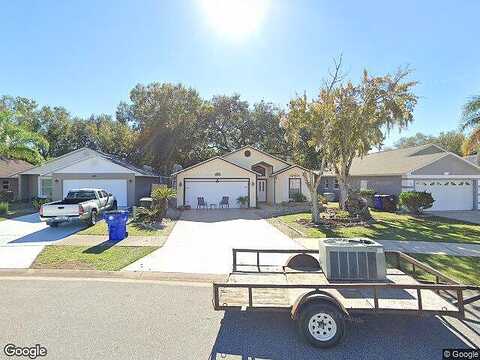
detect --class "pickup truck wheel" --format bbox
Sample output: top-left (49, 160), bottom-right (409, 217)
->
top-left (298, 303), bottom-right (345, 348)
top-left (89, 210), bottom-right (98, 226)
top-left (49, 222), bottom-right (59, 228)
top-left (112, 201), bottom-right (117, 210)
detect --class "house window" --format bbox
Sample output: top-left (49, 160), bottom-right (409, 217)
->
top-left (2, 180), bottom-right (9, 190)
top-left (324, 179), bottom-right (329, 189)
top-left (39, 178), bottom-right (53, 199)
top-left (289, 178), bottom-right (301, 200)
top-left (244, 150), bottom-right (251, 157)
top-left (360, 180), bottom-right (368, 191)
top-left (334, 179), bottom-right (339, 189)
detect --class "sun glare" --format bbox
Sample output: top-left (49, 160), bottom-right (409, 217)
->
top-left (199, 0), bottom-right (270, 40)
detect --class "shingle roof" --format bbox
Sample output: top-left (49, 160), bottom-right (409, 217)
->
top-left (347, 144), bottom-right (447, 176)
top-left (19, 147), bottom-right (158, 177)
top-left (464, 154), bottom-right (478, 166)
top-left (0, 157), bottom-right (33, 177)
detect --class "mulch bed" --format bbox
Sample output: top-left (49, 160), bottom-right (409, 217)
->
top-left (297, 208), bottom-right (374, 229)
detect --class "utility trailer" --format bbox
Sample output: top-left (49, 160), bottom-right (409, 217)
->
top-left (212, 248), bottom-right (480, 348)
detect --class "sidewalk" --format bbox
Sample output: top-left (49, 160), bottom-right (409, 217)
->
top-left (298, 237), bottom-right (480, 257)
top-left (377, 240), bottom-right (480, 257)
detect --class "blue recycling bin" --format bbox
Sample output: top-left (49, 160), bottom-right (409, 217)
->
top-left (373, 195), bottom-right (384, 210)
top-left (103, 210), bottom-right (129, 241)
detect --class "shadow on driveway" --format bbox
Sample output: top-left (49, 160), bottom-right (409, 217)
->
top-left (210, 311), bottom-right (469, 360)
top-left (8, 222), bottom-right (86, 244)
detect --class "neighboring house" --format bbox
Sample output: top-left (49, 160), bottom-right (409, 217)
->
top-left (173, 146), bottom-right (313, 208)
top-left (464, 154), bottom-right (479, 166)
top-left (320, 144), bottom-right (480, 211)
top-left (16, 148), bottom-right (160, 207)
top-left (0, 157), bottom-right (33, 200)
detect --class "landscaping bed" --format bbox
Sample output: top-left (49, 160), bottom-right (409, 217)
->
top-left (31, 245), bottom-right (158, 271)
top-left (77, 218), bottom-right (176, 237)
top-left (0, 202), bottom-right (37, 222)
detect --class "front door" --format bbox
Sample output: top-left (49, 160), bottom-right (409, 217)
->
top-left (257, 179), bottom-right (267, 202)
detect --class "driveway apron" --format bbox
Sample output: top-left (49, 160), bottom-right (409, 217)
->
top-left (124, 209), bottom-right (303, 274)
top-left (0, 213), bottom-right (85, 268)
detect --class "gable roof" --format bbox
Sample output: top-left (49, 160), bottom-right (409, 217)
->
top-left (346, 144), bottom-right (480, 176)
top-left (19, 147), bottom-right (157, 177)
top-left (221, 145), bottom-right (292, 166)
top-left (0, 157), bottom-right (33, 177)
top-left (171, 156), bottom-right (261, 176)
top-left (271, 164), bottom-right (313, 176)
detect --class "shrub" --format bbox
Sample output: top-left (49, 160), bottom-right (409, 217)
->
top-left (317, 194), bottom-right (328, 205)
top-left (0, 190), bottom-right (14, 203)
top-left (0, 202), bottom-right (8, 215)
top-left (399, 191), bottom-right (434, 214)
top-left (359, 189), bottom-right (376, 207)
top-left (291, 192), bottom-right (307, 202)
top-left (236, 196), bottom-right (249, 207)
top-left (133, 207), bottom-right (160, 225)
top-left (151, 186), bottom-right (176, 219)
top-left (32, 197), bottom-right (50, 210)
top-left (345, 190), bottom-right (372, 220)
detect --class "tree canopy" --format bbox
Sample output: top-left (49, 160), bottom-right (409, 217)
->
top-left (394, 130), bottom-right (466, 155)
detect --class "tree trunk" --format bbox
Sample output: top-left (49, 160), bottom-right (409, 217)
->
top-left (310, 190), bottom-right (321, 224)
top-left (338, 177), bottom-right (348, 210)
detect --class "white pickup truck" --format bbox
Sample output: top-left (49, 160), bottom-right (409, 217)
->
top-left (39, 188), bottom-right (117, 227)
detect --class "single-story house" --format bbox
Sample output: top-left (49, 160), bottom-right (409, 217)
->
top-left (173, 146), bottom-right (313, 208)
top-left (321, 144), bottom-right (480, 211)
top-left (0, 157), bottom-right (33, 200)
top-left (17, 148), bottom-right (160, 207)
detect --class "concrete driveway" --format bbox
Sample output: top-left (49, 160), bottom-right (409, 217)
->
top-left (429, 210), bottom-right (480, 224)
top-left (0, 213), bottom-right (85, 268)
top-left (124, 209), bottom-right (302, 274)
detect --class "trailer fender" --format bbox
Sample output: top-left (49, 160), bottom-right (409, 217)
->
top-left (291, 290), bottom-right (350, 321)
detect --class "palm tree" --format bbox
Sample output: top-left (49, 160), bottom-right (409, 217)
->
top-left (461, 95), bottom-right (480, 155)
top-left (0, 110), bottom-right (48, 164)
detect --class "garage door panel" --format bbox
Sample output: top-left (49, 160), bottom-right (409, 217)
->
top-left (415, 179), bottom-right (473, 211)
top-left (185, 179), bottom-right (249, 208)
top-left (63, 179), bottom-right (128, 207)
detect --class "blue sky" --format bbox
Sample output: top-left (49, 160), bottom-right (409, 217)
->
top-left (2, 0), bottom-right (479, 146)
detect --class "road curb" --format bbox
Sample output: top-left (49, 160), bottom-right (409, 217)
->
top-left (0, 268), bottom-right (227, 283)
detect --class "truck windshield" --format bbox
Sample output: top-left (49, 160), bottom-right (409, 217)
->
top-left (66, 191), bottom-right (97, 200)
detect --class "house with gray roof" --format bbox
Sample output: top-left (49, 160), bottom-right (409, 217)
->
top-left (320, 144), bottom-right (480, 211)
top-left (17, 148), bottom-right (160, 207)
top-left (0, 157), bottom-right (33, 200)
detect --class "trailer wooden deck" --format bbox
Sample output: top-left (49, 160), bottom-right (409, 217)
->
top-left (217, 268), bottom-right (458, 313)
top-left (213, 249), bottom-right (480, 319)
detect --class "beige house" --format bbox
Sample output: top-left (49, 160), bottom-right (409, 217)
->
top-left (173, 146), bottom-right (313, 208)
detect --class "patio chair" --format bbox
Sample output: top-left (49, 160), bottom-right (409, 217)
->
top-left (219, 196), bottom-right (229, 208)
top-left (197, 197), bottom-right (207, 209)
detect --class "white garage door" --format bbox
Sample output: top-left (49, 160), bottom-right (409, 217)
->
top-left (415, 179), bottom-right (473, 211)
top-left (63, 179), bottom-right (128, 207)
top-left (184, 179), bottom-right (249, 208)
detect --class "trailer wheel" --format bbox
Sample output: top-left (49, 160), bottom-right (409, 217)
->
top-left (298, 302), bottom-right (345, 348)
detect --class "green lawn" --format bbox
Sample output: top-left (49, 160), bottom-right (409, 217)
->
top-left (0, 202), bottom-right (37, 222)
top-left (273, 210), bottom-right (480, 244)
top-left (404, 254), bottom-right (480, 286)
top-left (31, 245), bottom-right (158, 271)
top-left (77, 219), bottom-right (176, 237)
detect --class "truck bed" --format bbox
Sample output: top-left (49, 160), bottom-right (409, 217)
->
top-left (216, 268), bottom-right (458, 314)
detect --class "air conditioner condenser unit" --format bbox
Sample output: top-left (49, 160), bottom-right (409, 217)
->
top-left (319, 238), bottom-right (387, 281)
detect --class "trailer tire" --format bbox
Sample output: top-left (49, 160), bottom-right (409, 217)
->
top-left (298, 302), bottom-right (345, 348)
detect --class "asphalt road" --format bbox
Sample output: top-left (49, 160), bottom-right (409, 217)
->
top-left (0, 278), bottom-right (473, 360)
